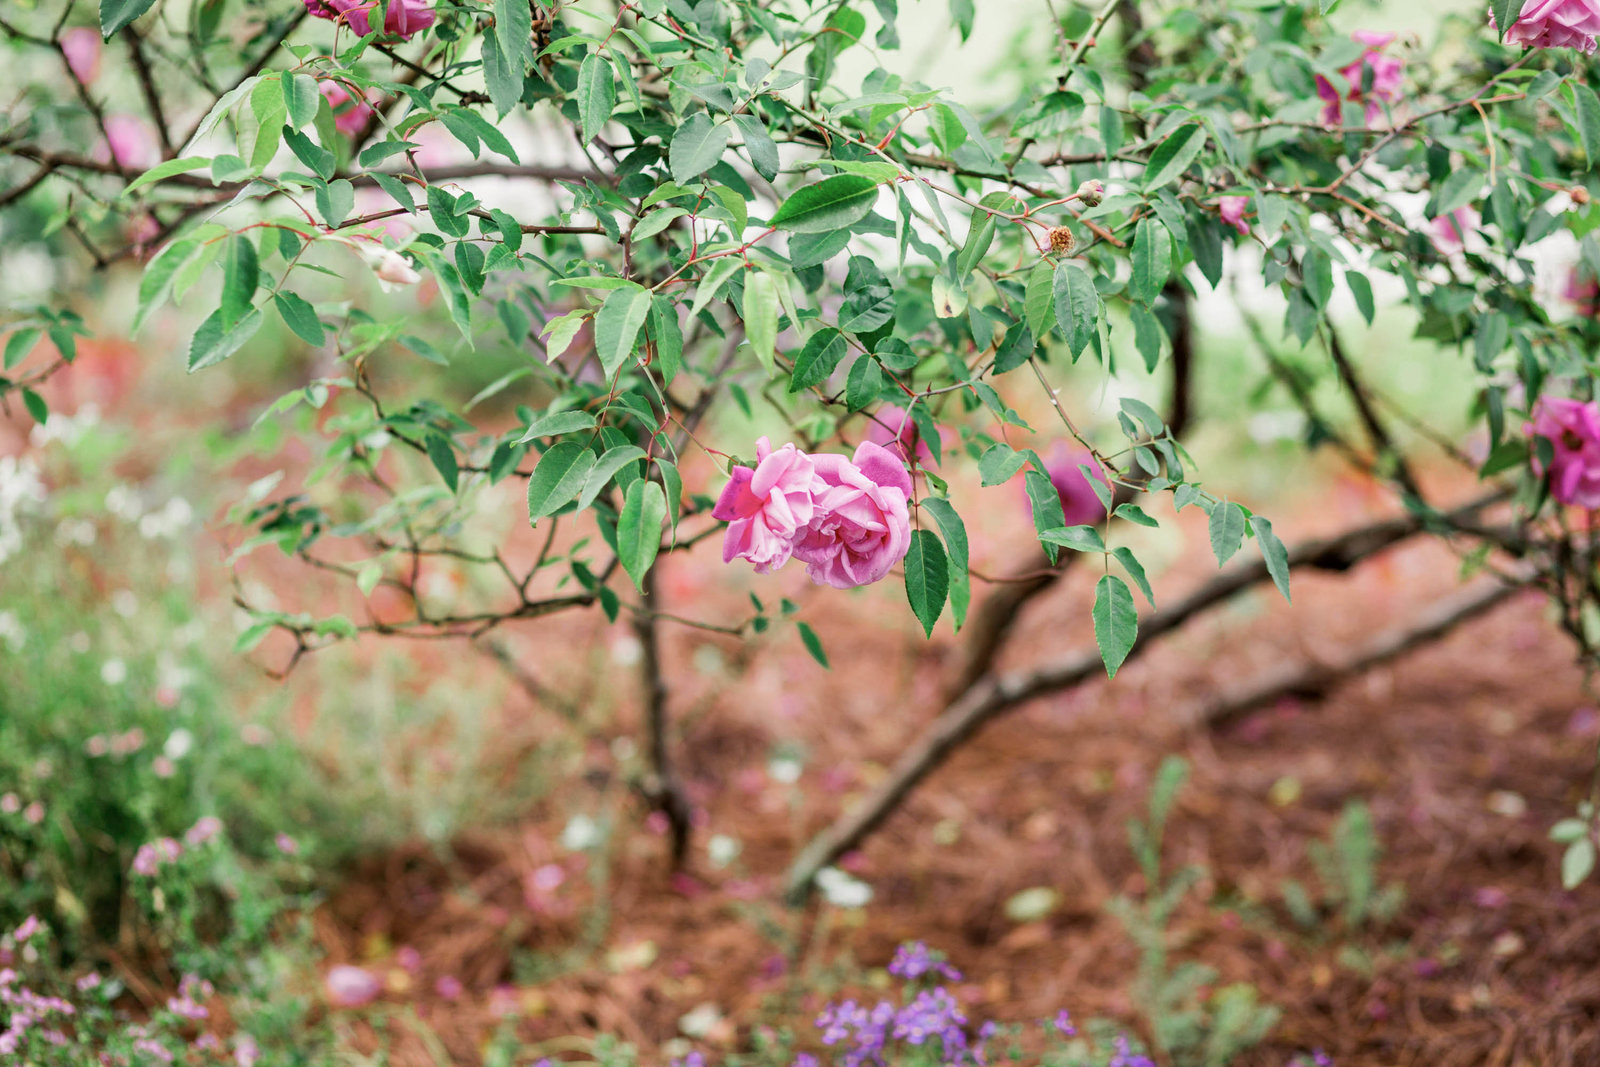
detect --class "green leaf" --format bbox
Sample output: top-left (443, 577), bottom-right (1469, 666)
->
top-left (1024, 260), bottom-right (1054, 338)
top-left (1052, 262), bottom-right (1098, 358)
top-left (100, 0), bottom-right (157, 37)
top-left (426, 433), bottom-right (459, 492)
top-left (1112, 546), bottom-right (1155, 608)
top-left (449, 108), bottom-right (520, 163)
top-left (1038, 525), bottom-right (1106, 552)
top-left (21, 388), bottom-right (47, 424)
top-left (1209, 500), bottom-right (1247, 566)
top-left (688, 257), bottom-right (742, 322)
top-left (1024, 470), bottom-right (1067, 564)
top-left (188, 306), bottom-right (263, 372)
top-left (1563, 838), bottom-right (1596, 890)
top-left (4, 328), bottom-right (40, 371)
top-left (1574, 84), bottom-right (1600, 170)
top-left (743, 269), bottom-right (780, 376)
top-left (770, 175), bottom-right (881, 234)
top-left (242, 77), bottom-right (286, 171)
top-left (480, 33), bottom-right (523, 118)
top-left (789, 327), bottom-right (847, 392)
top-left (1302, 249), bottom-right (1335, 310)
top-left (797, 621), bottom-right (830, 668)
top-left (1130, 218), bottom-right (1171, 306)
top-left (282, 72), bottom-right (320, 130)
top-left (527, 441), bottom-right (596, 522)
top-left (1130, 303), bottom-right (1164, 373)
top-left (1490, 0), bottom-right (1520, 40)
top-left (516, 409), bottom-right (596, 442)
top-left (576, 444), bottom-right (647, 511)
top-left (903, 528), bottom-right (948, 638)
top-left (273, 291), bottom-right (325, 346)
top-left (921, 497), bottom-right (968, 632)
top-left (1114, 503), bottom-right (1159, 528)
top-left (495, 0), bottom-right (535, 71)
top-left (618, 479), bottom-right (667, 592)
top-left (1143, 123), bottom-right (1206, 190)
top-left (119, 156), bottom-right (211, 196)
top-left (315, 178), bottom-right (354, 228)
top-left (733, 113), bottom-right (780, 182)
top-left (593, 285), bottom-right (653, 378)
top-left (577, 53), bottom-right (617, 144)
top-left (1252, 516), bottom-right (1291, 602)
top-left (133, 236), bottom-right (203, 333)
top-left (1093, 574), bottom-right (1138, 678)
top-left (845, 354), bottom-right (882, 410)
top-left (540, 309), bottom-right (587, 363)
top-left (979, 443), bottom-right (1027, 486)
top-left (220, 235), bottom-right (259, 328)
top-left (1346, 271), bottom-right (1376, 325)
top-left (669, 112), bottom-right (732, 184)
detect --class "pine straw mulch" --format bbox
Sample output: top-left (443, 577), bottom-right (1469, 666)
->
top-left (303, 487), bottom-right (1600, 1067)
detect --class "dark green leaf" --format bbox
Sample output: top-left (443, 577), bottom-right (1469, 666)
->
top-left (1025, 470), bottom-right (1067, 564)
top-left (797, 621), bottom-right (830, 668)
top-left (1575, 83), bottom-right (1600, 170)
top-left (669, 113), bottom-right (731, 184)
top-left (979, 443), bottom-right (1027, 486)
top-left (1143, 123), bottom-right (1206, 190)
top-left (272, 291), bottom-right (325, 345)
top-left (845, 354), bottom-right (882, 410)
top-left (617, 479), bottom-right (667, 591)
top-left (21, 388), bottom-right (47, 424)
top-left (1130, 218), bottom-right (1170, 305)
top-left (495, 0), bottom-right (535, 71)
top-left (577, 53), bottom-right (617, 144)
top-left (1052, 262), bottom-right (1098, 358)
top-left (789, 327), bottom-right (847, 391)
top-left (903, 528), bottom-right (948, 637)
top-left (1093, 574), bottom-right (1138, 677)
top-left (100, 0), bottom-right (157, 37)
top-left (593, 285), bottom-right (653, 378)
top-left (1252, 516), bottom-right (1291, 602)
top-left (187, 306), bottom-right (262, 371)
top-left (220, 235), bottom-right (259, 328)
top-left (733, 113), bottom-right (779, 182)
top-left (1112, 546), bottom-right (1154, 607)
top-left (770, 175), bottom-right (881, 233)
top-left (426, 433), bottom-right (459, 492)
top-left (5, 328), bottom-right (40, 371)
top-left (526, 441), bottom-right (595, 522)
top-left (1346, 271), bottom-right (1375, 325)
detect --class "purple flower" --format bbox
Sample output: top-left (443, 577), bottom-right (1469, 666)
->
top-left (1051, 1009), bottom-right (1076, 1036)
top-left (1109, 1034), bottom-right (1156, 1067)
top-left (184, 815), bottom-right (223, 848)
top-left (886, 941), bottom-right (962, 982)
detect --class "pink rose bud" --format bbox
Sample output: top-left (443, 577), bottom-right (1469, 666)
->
top-left (1493, 0), bottom-right (1600, 54)
top-left (60, 27), bottom-right (101, 85)
top-left (1528, 395), bottom-right (1600, 507)
top-left (325, 965), bottom-right (382, 1007)
top-left (864, 404), bottom-right (936, 467)
top-left (791, 441), bottom-right (913, 589)
top-left (1218, 195), bottom-right (1251, 236)
top-left (1428, 206), bottom-right (1480, 255)
top-left (373, 249), bottom-right (421, 286)
top-left (1075, 179), bottom-right (1105, 207)
top-left (1315, 31), bottom-right (1405, 127)
top-left (713, 437), bottom-right (818, 574)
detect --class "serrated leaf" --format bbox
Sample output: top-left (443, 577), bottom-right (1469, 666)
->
top-left (480, 33), bottom-right (522, 118)
top-left (789, 327), bottom-right (847, 391)
top-left (527, 441), bottom-right (595, 522)
top-left (1039, 525), bottom-right (1105, 552)
top-left (100, 0), bottom-right (157, 37)
top-left (1112, 546), bottom-right (1155, 607)
top-left (903, 528), bottom-right (948, 637)
top-left (845, 354), bottom-right (882, 410)
top-left (540, 309), bottom-right (588, 363)
top-left (1143, 123), bottom-right (1205, 190)
top-left (516, 409), bottom-right (596, 442)
top-left (577, 53), bottom-right (617, 144)
top-left (669, 112), bottom-right (731, 183)
top-left (273, 291), bottom-right (325, 346)
top-left (1093, 575), bottom-right (1138, 677)
top-left (1209, 500), bottom-right (1247, 566)
top-left (743, 269), bottom-right (780, 376)
top-left (593, 285), bottom-right (652, 378)
top-left (282, 72), bottom-right (319, 130)
top-left (618, 479), bottom-right (667, 592)
top-left (733, 113), bottom-right (779, 181)
top-left (919, 497), bottom-right (968, 587)
top-left (188, 306), bottom-right (262, 372)
top-left (495, 0), bottom-right (535, 71)
top-left (1130, 218), bottom-right (1170, 306)
top-left (1052, 262), bottom-right (1098, 358)
top-left (576, 444), bottom-right (647, 512)
top-left (1252, 516), bottom-right (1291, 602)
top-left (770, 175), bottom-right (881, 233)
top-left (1575, 83), bottom-right (1600, 170)
top-left (1490, 0), bottom-right (1521, 40)
top-left (1025, 260), bottom-right (1055, 339)
top-left (220, 235), bottom-right (259, 328)
top-left (979, 443), bottom-right (1028, 486)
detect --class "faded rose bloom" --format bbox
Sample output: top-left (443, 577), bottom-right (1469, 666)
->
top-left (1218, 196), bottom-right (1250, 236)
top-left (184, 816), bottom-right (223, 848)
top-left (792, 441), bottom-right (913, 589)
top-left (865, 404), bottom-right (935, 467)
top-left (60, 28), bottom-right (101, 85)
top-left (305, 0), bottom-right (435, 39)
top-left (320, 81), bottom-right (375, 137)
top-left (372, 248), bottom-right (421, 287)
top-left (1494, 0), bottom-right (1600, 53)
top-left (713, 437), bottom-right (818, 574)
top-left (325, 965), bottom-right (382, 1007)
top-left (1563, 265), bottom-right (1599, 316)
top-left (1025, 444), bottom-right (1110, 528)
top-left (1429, 206), bottom-right (1481, 255)
top-left (1529, 395), bottom-right (1600, 507)
top-left (1315, 31), bottom-right (1405, 127)
top-left (97, 115), bottom-right (160, 171)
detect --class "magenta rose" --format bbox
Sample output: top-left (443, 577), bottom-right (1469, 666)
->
top-left (792, 441), bottom-right (913, 589)
top-left (1494, 0), bottom-right (1600, 54)
top-left (1218, 196), bottom-right (1250, 236)
top-left (1022, 444), bottom-right (1109, 528)
top-left (1428, 206), bottom-right (1480, 255)
top-left (865, 403), bottom-right (936, 467)
top-left (304, 0), bottom-right (435, 39)
top-left (713, 437), bottom-right (817, 574)
top-left (321, 82), bottom-right (375, 136)
top-left (1529, 396), bottom-right (1600, 507)
top-left (1563, 266), bottom-right (1599, 316)
top-left (1315, 31), bottom-right (1405, 127)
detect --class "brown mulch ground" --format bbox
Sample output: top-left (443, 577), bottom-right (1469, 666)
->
top-left (304, 468), bottom-right (1600, 1067)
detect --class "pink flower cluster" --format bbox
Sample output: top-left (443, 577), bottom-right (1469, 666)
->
top-left (1316, 31), bottom-right (1405, 127)
top-left (715, 437), bottom-right (913, 590)
top-left (131, 837), bottom-right (182, 877)
top-left (1495, 0), bottom-right (1600, 54)
top-left (1429, 206), bottom-right (1481, 255)
top-left (303, 0), bottom-right (435, 39)
top-left (1529, 396), bottom-right (1600, 507)
top-left (1218, 196), bottom-right (1250, 236)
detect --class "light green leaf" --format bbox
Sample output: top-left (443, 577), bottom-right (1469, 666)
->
top-left (1209, 500), bottom-right (1247, 566)
top-left (540, 309), bottom-right (588, 363)
top-left (593, 285), bottom-right (652, 378)
top-left (669, 112), bottom-right (731, 183)
top-left (1093, 574), bottom-right (1138, 678)
top-left (1574, 83), bottom-right (1600, 170)
top-left (526, 442), bottom-right (596, 522)
top-left (1112, 546), bottom-right (1155, 607)
top-left (282, 72), bottom-right (320, 130)
top-left (495, 0), bottom-right (535, 71)
top-left (576, 444), bottom-right (647, 511)
top-left (577, 53), bottom-right (617, 144)
top-left (770, 175), bottom-right (881, 233)
top-left (618, 479), bottom-right (667, 592)
top-left (1252, 516), bottom-right (1291, 602)
top-left (1025, 260), bottom-right (1055, 339)
top-left (120, 156), bottom-right (211, 197)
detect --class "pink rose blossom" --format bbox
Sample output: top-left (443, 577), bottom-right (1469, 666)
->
top-left (13, 916), bottom-right (40, 943)
top-left (1528, 396), bottom-right (1600, 507)
top-left (325, 965), bottom-right (382, 1007)
top-left (1218, 196), bottom-right (1250, 236)
top-left (234, 1035), bottom-right (261, 1067)
top-left (1025, 445), bottom-right (1109, 528)
top-left (97, 115), bottom-right (160, 171)
top-left (713, 437), bottom-right (818, 574)
top-left (791, 441), bottom-right (913, 589)
top-left (320, 81), bottom-right (375, 137)
top-left (1494, 0), bottom-right (1600, 53)
top-left (1315, 31), bottom-right (1405, 127)
top-left (865, 404), bottom-right (935, 467)
top-left (184, 816), bottom-right (223, 848)
top-left (1429, 206), bottom-right (1481, 255)
top-left (60, 28), bottom-right (101, 85)
top-left (304, 0), bottom-right (435, 39)
top-left (1563, 266), bottom-right (1599, 316)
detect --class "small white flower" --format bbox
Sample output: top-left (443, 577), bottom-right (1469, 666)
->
top-left (610, 635), bottom-right (643, 667)
top-left (100, 659), bottom-right (127, 685)
top-left (163, 728), bottom-right (194, 761)
top-left (767, 756), bottom-right (803, 784)
top-left (707, 834), bottom-right (740, 869)
top-left (678, 1003), bottom-right (723, 1039)
top-left (560, 813), bottom-right (602, 851)
top-left (816, 867), bottom-right (873, 909)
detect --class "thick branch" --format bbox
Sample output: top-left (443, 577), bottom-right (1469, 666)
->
top-left (632, 565), bottom-right (691, 866)
top-left (784, 492), bottom-right (1505, 901)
